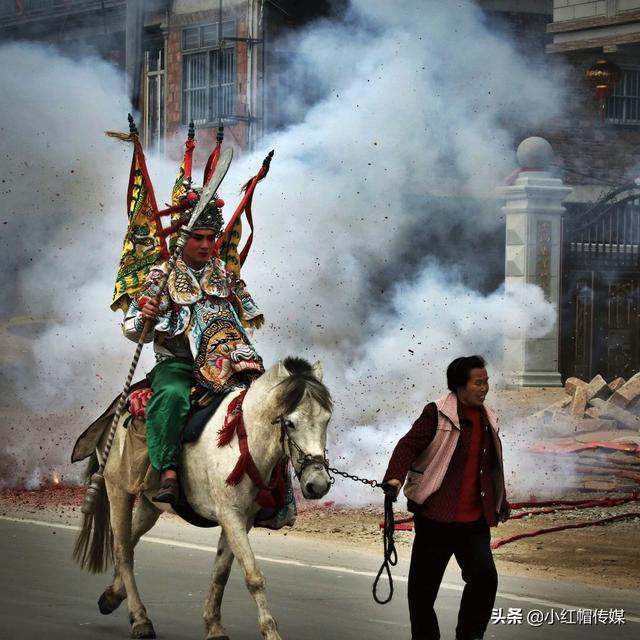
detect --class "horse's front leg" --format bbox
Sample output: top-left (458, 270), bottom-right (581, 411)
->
top-left (217, 511), bottom-right (281, 640)
top-left (203, 529), bottom-right (235, 640)
top-left (107, 487), bottom-right (156, 639)
top-left (100, 495), bottom-right (161, 616)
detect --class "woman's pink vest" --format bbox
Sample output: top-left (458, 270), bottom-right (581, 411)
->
top-left (403, 392), bottom-right (505, 510)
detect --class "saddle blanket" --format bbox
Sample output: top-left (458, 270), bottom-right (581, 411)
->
top-left (127, 386), bottom-right (230, 443)
top-left (72, 383), bottom-right (297, 530)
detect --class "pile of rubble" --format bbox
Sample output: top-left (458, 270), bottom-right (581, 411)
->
top-left (534, 373), bottom-right (640, 434)
top-left (529, 373), bottom-right (640, 493)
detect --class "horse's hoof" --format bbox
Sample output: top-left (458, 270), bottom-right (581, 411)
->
top-left (131, 621), bottom-right (156, 639)
top-left (98, 587), bottom-right (126, 615)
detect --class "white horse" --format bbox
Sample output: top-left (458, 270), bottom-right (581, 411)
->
top-left (74, 357), bottom-right (333, 640)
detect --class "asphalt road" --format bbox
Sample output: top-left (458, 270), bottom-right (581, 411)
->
top-left (1, 515), bottom-right (638, 639)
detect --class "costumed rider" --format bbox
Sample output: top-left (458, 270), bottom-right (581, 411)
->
top-left (122, 202), bottom-right (265, 504)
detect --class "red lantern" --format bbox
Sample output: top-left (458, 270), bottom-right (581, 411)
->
top-left (586, 59), bottom-right (621, 124)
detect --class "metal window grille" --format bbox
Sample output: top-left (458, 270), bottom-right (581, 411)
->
top-left (182, 21), bottom-right (236, 126)
top-left (606, 67), bottom-right (640, 125)
top-left (0, 1), bottom-right (13, 18)
top-left (144, 49), bottom-right (165, 154)
top-left (183, 52), bottom-right (208, 125)
top-left (0, 0), bottom-right (75, 17)
top-left (25, 0), bottom-right (53, 10)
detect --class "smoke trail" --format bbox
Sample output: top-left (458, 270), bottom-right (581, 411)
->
top-left (233, 0), bottom-right (568, 502)
top-left (0, 41), bottom-right (147, 486)
top-left (1, 1), bottom-right (569, 500)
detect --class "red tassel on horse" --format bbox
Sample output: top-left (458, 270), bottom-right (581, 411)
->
top-left (226, 451), bottom-right (251, 486)
top-left (217, 390), bottom-right (247, 447)
top-left (255, 488), bottom-right (276, 509)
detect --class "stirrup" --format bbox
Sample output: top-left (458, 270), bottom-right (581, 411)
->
top-left (152, 478), bottom-right (179, 504)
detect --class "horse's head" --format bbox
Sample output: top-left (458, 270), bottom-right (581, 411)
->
top-left (275, 357), bottom-right (333, 500)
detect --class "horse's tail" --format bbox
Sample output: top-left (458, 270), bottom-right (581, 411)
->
top-left (72, 453), bottom-right (113, 574)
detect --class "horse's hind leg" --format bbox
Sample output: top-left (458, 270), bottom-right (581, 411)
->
top-left (107, 487), bottom-right (156, 639)
top-left (100, 496), bottom-right (161, 616)
top-left (203, 529), bottom-right (235, 640)
top-left (217, 512), bottom-right (281, 640)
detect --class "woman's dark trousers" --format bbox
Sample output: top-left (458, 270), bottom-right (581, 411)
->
top-left (408, 517), bottom-right (498, 640)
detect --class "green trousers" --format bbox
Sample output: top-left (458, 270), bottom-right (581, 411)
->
top-left (145, 358), bottom-right (194, 472)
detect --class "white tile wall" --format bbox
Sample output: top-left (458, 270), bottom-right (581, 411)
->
top-left (574, 2), bottom-right (598, 17)
top-left (618, 0), bottom-right (640, 13)
top-left (554, 6), bottom-right (574, 20)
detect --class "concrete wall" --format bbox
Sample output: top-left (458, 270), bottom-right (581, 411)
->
top-left (618, 0), bottom-right (640, 13)
top-left (554, 0), bottom-right (640, 22)
top-left (554, 2), bottom-right (609, 21)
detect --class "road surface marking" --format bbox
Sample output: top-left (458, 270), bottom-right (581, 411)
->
top-left (2, 515), bottom-right (638, 623)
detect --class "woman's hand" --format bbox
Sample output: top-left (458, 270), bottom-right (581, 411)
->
top-left (383, 478), bottom-right (402, 497)
top-left (498, 500), bottom-right (511, 523)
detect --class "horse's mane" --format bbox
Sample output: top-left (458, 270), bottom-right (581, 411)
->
top-left (278, 357), bottom-right (333, 415)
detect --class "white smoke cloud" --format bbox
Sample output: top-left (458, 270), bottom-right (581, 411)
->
top-left (500, 415), bottom-right (578, 502)
top-left (1, 1), bottom-right (570, 500)
top-left (306, 273), bottom-right (557, 505)
top-left (234, 1), bottom-right (568, 502)
top-left (0, 41), bottom-right (152, 485)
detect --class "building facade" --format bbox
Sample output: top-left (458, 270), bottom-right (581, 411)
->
top-left (2, 0), bottom-right (637, 383)
top-left (0, 0), bottom-right (336, 160)
top-left (545, 1), bottom-right (640, 382)
top-left (480, 2), bottom-right (640, 383)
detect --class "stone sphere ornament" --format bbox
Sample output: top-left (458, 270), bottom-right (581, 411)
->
top-left (516, 137), bottom-right (553, 171)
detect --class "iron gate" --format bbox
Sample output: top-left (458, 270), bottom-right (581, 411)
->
top-left (560, 190), bottom-right (640, 382)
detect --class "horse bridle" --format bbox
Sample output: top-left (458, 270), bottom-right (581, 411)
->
top-left (271, 415), bottom-right (332, 483)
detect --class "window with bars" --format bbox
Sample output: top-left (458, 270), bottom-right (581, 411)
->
top-left (182, 21), bottom-right (236, 126)
top-left (606, 67), bottom-right (640, 125)
top-left (145, 48), bottom-right (165, 154)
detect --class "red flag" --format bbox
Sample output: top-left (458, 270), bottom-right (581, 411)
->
top-left (203, 125), bottom-right (225, 186)
top-left (216, 151), bottom-right (273, 276)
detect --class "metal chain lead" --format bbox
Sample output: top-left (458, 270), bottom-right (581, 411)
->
top-left (275, 417), bottom-right (394, 604)
top-left (273, 415), bottom-right (383, 489)
top-left (325, 460), bottom-right (383, 488)
top-left (321, 450), bottom-right (396, 605)
top-left (282, 430), bottom-right (382, 489)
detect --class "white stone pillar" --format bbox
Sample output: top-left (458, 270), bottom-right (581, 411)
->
top-left (496, 137), bottom-right (572, 387)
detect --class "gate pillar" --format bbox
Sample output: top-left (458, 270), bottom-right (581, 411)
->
top-left (496, 137), bottom-right (572, 387)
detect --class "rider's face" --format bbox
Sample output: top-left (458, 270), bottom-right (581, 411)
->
top-left (183, 230), bottom-right (216, 269)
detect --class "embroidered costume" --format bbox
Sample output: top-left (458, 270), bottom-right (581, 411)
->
top-left (124, 255), bottom-right (264, 389)
top-left (109, 117), bottom-right (273, 503)
top-left (123, 252), bottom-right (264, 472)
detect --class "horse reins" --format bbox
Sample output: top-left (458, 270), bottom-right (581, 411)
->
top-left (271, 415), bottom-right (328, 483)
top-left (272, 414), bottom-right (399, 604)
top-left (372, 489), bottom-right (399, 604)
